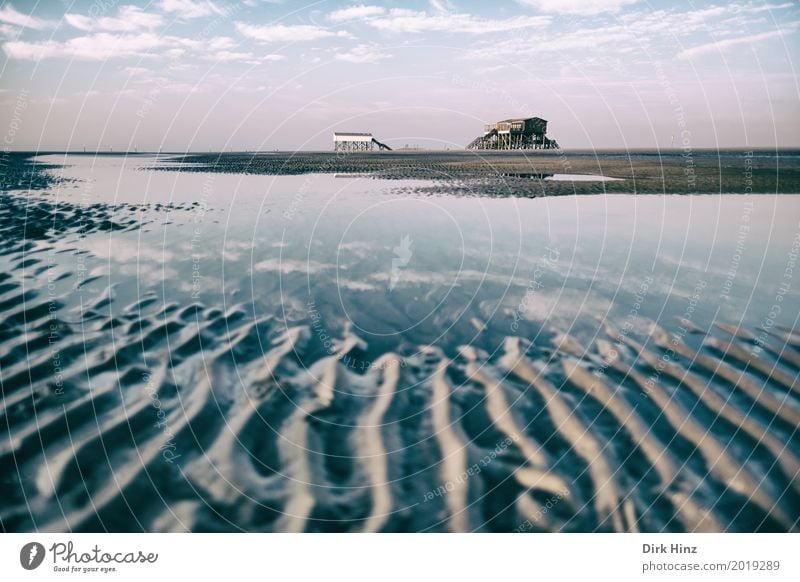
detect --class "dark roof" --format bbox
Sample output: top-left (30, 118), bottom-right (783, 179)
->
top-left (497, 117), bottom-right (547, 123)
top-left (333, 132), bottom-right (373, 137)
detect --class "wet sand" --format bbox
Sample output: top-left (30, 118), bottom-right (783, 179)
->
top-left (0, 152), bottom-right (798, 533)
top-left (155, 149), bottom-right (800, 196)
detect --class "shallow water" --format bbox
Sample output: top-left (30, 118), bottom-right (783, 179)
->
top-left (1, 153), bottom-right (798, 532)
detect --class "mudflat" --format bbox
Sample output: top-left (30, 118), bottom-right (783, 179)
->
top-left (157, 149), bottom-right (800, 196)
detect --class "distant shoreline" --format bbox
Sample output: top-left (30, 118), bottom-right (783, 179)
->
top-left (6, 147), bottom-right (800, 155)
top-left (5, 150), bottom-right (800, 196)
top-left (147, 149), bottom-right (800, 196)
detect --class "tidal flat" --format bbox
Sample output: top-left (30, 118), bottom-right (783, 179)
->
top-left (0, 151), bottom-right (798, 532)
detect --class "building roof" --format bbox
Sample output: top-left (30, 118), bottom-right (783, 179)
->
top-left (333, 132), bottom-right (373, 137)
top-left (496, 117), bottom-right (547, 123)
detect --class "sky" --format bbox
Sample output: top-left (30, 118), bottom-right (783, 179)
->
top-left (0, 0), bottom-right (798, 151)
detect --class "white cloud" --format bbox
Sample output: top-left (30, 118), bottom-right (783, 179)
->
top-left (202, 36), bottom-right (285, 63)
top-left (236, 22), bottom-right (351, 42)
top-left (3, 33), bottom-right (169, 60)
top-left (65, 6), bottom-right (163, 32)
top-left (328, 5), bottom-right (385, 22)
top-left (0, 4), bottom-right (54, 30)
top-left (518, 0), bottom-right (639, 15)
top-left (335, 44), bottom-right (391, 63)
top-left (464, 2), bottom-right (800, 62)
top-left (2, 30), bottom-right (266, 63)
top-left (366, 9), bottom-right (550, 34)
top-left (677, 28), bottom-right (794, 59)
top-left (617, 4), bottom-right (793, 37)
top-left (0, 23), bottom-right (19, 38)
top-left (206, 50), bottom-right (256, 61)
top-left (124, 66), bottom-right (150, 76)
top-left (157, 0), bottom-right (227, 19)
top-left (206, 36), bottom-right (237, 50)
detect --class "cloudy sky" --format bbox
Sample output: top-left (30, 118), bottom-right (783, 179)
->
top-left (1, 0), bottom-right (798, 150)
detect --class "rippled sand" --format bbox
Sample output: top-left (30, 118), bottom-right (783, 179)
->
top-left (1, 153), bottom-right (798, 532)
